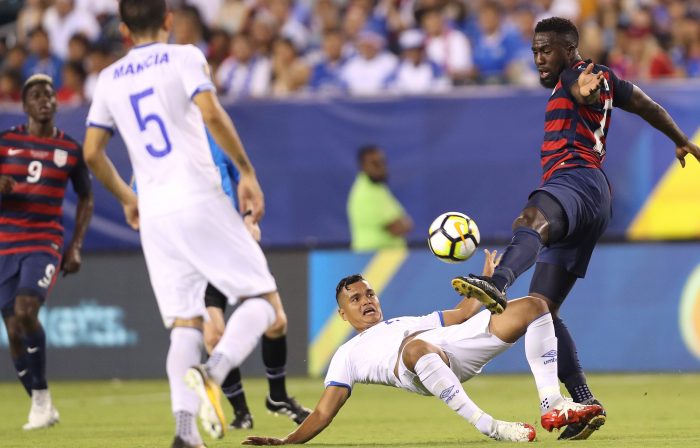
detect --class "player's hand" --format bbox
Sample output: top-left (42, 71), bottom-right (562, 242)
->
top-left (122, 193), bottom-right (139, 230)
top-left (0, 175), bottom-right (16, 194)
top-left (578, 63), bottom-right (604, 98)
top-left (242, 436), bottom-right (286, 445)
top-left (481, 249), bottom-right (502, 277)
top-left (238, 174), bottom-right (265, 223)
top-left (675, 141), bottom-right (700, 168)
top-left (61, 244), bottom-right (82, 276)
top-left (244, 214), bottom-right (262, 242)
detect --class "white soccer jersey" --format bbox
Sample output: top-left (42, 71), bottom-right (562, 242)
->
top-left (87, 43), bottom-right (222, 219)
top-left (324, 312), bottom-right (444, 392)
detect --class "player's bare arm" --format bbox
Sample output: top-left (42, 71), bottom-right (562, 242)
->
top-left (243, 385), bottom-right (350, 445)
top-left (84, 126), bottom-right (140, 229)
top-left (193, 90), bottom-right (265, 221)
top-left (0, 175), bottom-right (16, 194)
top-left (618, 85), bottom-right (700, 167)
top-left (442, 250), bottom-right (502, 325)
top-left (571, 63), bottom-right (604, 105)
top-left (61, 189), bottom-right (94, 275)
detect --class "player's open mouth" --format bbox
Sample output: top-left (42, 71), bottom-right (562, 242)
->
top-left (539, 70), bottom-right (550, 79)
top-left (362, 306), bottom-right (376, 316)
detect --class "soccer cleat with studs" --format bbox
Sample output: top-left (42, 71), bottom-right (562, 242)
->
top-left (229, 410), bottom-right (254, 430)
top-left (451, 274), bottom-right (507, 314)
top-left (541, 398), bottom-right (603, 432)
top-left (557, 399), bottom-right (606, 440)
top-left (184, 365), bottom-right (226, 439)
top-left (490, 421), bottom-right (536, 442)
top-left (265, 396), bottom-right (311, 425)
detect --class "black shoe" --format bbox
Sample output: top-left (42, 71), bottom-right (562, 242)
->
top-left (171, 436), bottom-right (206, 448)
top-left (558, 399), bottom-right (607, 440)
top-left (229, 410), bottom-right (253, 430)
top-left (451, 274), bottom-right (507, 314)
top-left (265, 395), bottom-right (311, 425)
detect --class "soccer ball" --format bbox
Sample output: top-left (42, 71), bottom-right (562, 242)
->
top-left (427, 212), bottom-right (480, 263)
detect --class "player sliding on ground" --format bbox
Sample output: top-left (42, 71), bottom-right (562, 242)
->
top-left (243, 251), bottom-right (603, 445)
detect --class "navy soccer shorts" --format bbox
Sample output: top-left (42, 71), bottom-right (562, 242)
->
top-left (0, 251), bottom-right (60, 317)
top-left (530, 167), bottom-right (611, 278)
top-left (204, 283), bottom-right (227, 311)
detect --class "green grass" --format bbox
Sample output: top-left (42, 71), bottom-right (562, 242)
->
top-left (1, 374), bottom-right (699, 447)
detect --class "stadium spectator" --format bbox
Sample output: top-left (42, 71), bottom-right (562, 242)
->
top-left (347, 145), bottom-right (413, 252)
top-left (0, 69), bottom-right (22, 103)
top-left (56, 61), bottom-right (86, 105)
top-left (308, 0), bottom-right (342, 48)
top-left (206, 29), bottom-right (232, 77)
top-left (1, 74), bottom-right (93, 431)
top-left (42, 0), bottom-right (100, 60)
top-left (181, 0), bottom-right (223, 28)
top-left (2, 45), bottom-right (28, 73)
top-left (250, 10), bottom-right (279, 57)
top-left (66, 33), bottom-right (90, 66)
top-left (308, 28), bottom-right (348, 93)
top-left (270, 38), bottom-right (310, 96)
top-left (534, 0), bottom-right (580, 23)
top-left (22, 28), bottom-right (63, 88)
top-left (83, 43), bottom-right (115, 101)
top-left (15, 0), bottom-right (50, 46)
top-left (216, 32), bottom-right (271, 100)
top-left (172, 5), bottom-right (208, 53)
top-left (419, 6), bottom-right (473, 85)
top-left (340, 29), bottom-right (397, 95)
top-left (268, 0), bottom-right (310, 52)
top-left (75, 0), bottom-right (119, 18)
top-left (342, 4), bottom-right (369, 51)
top-left (470, 1), bottom-right (525, 84)
top-left (384, 29), bottom-right (449, 93)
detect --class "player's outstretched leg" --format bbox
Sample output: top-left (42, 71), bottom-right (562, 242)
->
top-left (403, 340), bottom-right (535, 442)
top-left (221, 368), bottom-right (254, 429)
top-left (261, 296), bottom-right (311, 424)
top-left (168, 325), bottom-right (207, 446)
top-left (187, 297), bottom-right (275, 439)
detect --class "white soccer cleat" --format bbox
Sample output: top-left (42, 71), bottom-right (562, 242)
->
top-left (490, 420), bottom-right (536, 442)
top-left (23, 390), bottom-right (59, 430)
top-left (184, 365), bottom-right (226, 439)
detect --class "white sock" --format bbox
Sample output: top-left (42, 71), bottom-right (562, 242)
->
top-left (524, 313), bottom-right (564, 414)
top-left (414, 353), bottom-right (495, 436)
top-left (174, 410), bottom-right (202, 446)
top-left (167, 327), bottom-right (203, 424)
top-left (207, 298), bottom-right (275, 384)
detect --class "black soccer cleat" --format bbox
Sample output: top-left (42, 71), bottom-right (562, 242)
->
top-left (558, 399), bottom-right (607, 440)
top-left (229, 410), bottom-right (254, 430)
top-left (171, 436), bottom-right (207, 448)
top-left (451, 274), bottom-right (507, 314)
top-left (265, 396), bottom-right (311, 425)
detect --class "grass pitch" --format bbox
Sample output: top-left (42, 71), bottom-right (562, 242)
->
top-left (0, 374), bottom-right (698, 447)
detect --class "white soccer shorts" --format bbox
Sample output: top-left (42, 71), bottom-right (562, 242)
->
top-left (396, 310), bottom-right (513, 395)
top-left (140, 193), bottom-right (277, 328)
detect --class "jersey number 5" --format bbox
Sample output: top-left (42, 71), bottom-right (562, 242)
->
top-left (129, 88), bottom-right (173, 158)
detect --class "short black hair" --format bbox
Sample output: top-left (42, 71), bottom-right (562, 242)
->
top-left (357, 144), bottom-right (380, 165)
top-left (119, 0), bottom-right (167, 36)
top-left (534, 16), bottom-right (579, 47)
top-left (335, 274), bottom-right (365, 303)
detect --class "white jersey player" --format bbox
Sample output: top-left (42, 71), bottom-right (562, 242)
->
top-left (243, 251), bottom-right (604, 446)
top-left (83, 1), bottom-right (276, 447)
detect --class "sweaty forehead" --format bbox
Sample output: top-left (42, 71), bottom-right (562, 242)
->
top-left (340, 280), bottom-right (371, 299)
top-left (532, 32), bottom-right (563, 49)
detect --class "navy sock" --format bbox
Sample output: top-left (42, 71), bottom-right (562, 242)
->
top-left (24, 328), bottom-right (47, 390)
top-left (553, 317), bottom-right (593, 403)
top-left (12, 354), bottom-right (32, 396)
top-left (491, 227), bottom-right (543, 291)
top-left (221, 367), bottom-right (249, 414)
top-left (262, 335), bottom-right (287, 401)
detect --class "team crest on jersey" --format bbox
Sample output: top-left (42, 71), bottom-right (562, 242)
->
top-left (53, 149), bottom-right (68, 167)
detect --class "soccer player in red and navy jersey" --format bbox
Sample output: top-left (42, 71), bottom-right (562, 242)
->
top-left (0, 74), bottom-right (93, 430)
top-left (451, 17), bottom-right (700, 440)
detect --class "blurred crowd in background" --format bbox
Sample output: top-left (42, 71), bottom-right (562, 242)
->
top-left (0, 0), bottom-right (699, 104)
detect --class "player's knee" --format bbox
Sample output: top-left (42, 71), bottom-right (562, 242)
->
top-left (512, 207), bottom-right (549, 240)
top-left (527, 296), bottom-right (550, 317)
top-left (13, 296), bottom-right (40, 327)
top-left (265, 312), bottom-right (288, 338)
top-left (402, 339), bottom-right (444, 372)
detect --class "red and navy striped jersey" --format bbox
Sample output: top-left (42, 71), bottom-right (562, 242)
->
top-left (541, 60), bottom-right (633, 182)
top-left (0, 125), bottom-right (91, 258)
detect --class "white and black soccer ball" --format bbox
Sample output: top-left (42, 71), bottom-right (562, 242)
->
top-left (427, 212), bottom-right (480, 263)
